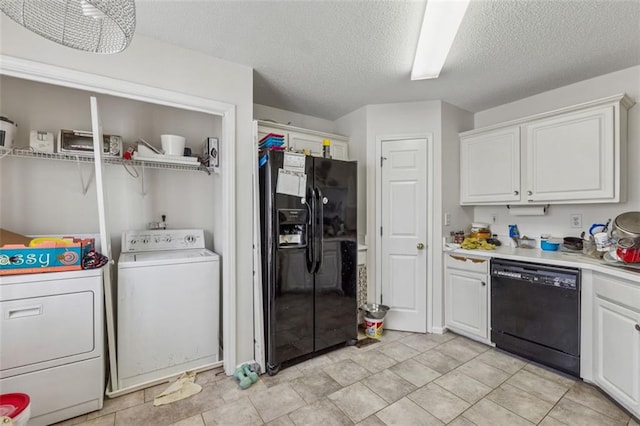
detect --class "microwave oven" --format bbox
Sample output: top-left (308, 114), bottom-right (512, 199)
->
top-left (58, 129), bottom-right (123, 157)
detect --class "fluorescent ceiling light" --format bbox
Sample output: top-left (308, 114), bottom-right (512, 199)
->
top-left (411, 0), bottom-right (470, 80)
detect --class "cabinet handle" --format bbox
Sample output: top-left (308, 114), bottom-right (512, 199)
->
top-left (481, 281), bottom-right (486, 286)
top-left (513, 190), bottom-right (519, 195)
top-left (636, 324), bottom-right (640, 331)
top-left (527, 190), bottom-right (533, 196)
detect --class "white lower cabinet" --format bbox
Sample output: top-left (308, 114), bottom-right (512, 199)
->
top-left (592, 272), bottom-right (640, 418)
top-left (444, 254), bottom-right (489, 343)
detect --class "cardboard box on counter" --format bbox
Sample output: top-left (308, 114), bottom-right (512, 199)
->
top-left (0, 228), bottom-right (94, 275)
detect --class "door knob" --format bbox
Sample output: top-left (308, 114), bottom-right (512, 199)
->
top-left (417, 243), bottom-right (425, 250)
top-left (636, 324), bottom-right (640, 331)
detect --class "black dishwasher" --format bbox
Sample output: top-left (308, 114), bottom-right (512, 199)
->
top-left (491, 259), bottom-right (580, 377)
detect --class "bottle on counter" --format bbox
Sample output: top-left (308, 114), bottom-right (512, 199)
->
top-left (322, 139), bottom-right (331, 158)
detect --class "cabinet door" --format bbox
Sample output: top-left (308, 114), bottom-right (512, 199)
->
top-left (460, 127), bottom-right (520, 204)
top-left (331, 140), bottom-right (349, 161)
top-left (593, 296), bottom-right (640, 414)
top-left (525, 106), bottom-right (615, 202)
top-left (288, 131), bottom-right (324, 157)
top-left (445, 268), bottom-right (488, 340)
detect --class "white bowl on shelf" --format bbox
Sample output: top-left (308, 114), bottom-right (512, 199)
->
top-left (160, 134), bottom-right (186, 156)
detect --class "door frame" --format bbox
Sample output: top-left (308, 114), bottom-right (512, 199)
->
top-left (0, 55), bottom-right (238, 381)
top-left (375, 133), bottom-right (434, 333)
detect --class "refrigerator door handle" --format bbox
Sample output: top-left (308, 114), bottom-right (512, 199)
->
top-left (314, 187), bottom-right (324, 274)
top-left (306, 189), bottom-right (316, 273)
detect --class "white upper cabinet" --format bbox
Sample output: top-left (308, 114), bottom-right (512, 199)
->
top-left (460, 94), bottom-right (633, 205)
top-left (525, 106), bottom-right (615, 202)
top-left (256, 120), bottom-right (349, 161)
top-left (460, 127), bottom-right (520, 203)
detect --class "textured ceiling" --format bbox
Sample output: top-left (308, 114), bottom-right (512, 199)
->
top-left (135, 0), bottom-right (640, 121)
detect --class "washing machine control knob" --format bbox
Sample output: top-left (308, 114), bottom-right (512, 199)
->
top-left (163, 235), bottom-right (172, 243)
top-left (142, 238), bottom-right (149, 244)
top-left (185, 235), bottom-right (196, 245)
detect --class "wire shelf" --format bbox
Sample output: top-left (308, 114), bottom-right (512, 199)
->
top-left (0, 147), bottom-right (212, 174)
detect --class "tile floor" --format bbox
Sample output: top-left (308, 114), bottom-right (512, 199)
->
top-left (55, 331), bottom-right (640, 426)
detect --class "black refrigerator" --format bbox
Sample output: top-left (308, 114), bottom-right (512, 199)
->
top-left (259, 150), bottom-right (357, 375)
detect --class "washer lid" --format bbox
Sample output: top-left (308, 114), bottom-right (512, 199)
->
top-left (119, 249), bottom-right (218, 266)
top-left (0, 393), bottom-right (30, 418)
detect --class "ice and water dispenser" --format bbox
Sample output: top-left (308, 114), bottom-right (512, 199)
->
top-left (277, 209), bottom-right (308, 248)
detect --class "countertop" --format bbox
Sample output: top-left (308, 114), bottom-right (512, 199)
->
top-left (443, 244), bottom-right (640, 282)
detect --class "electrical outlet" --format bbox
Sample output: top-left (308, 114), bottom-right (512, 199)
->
top-left (570, 214), bottom-right (582, 228)
top-left (444, 212), bottom-right (451, 226)
top-left (491, 213), bottom-right (497, 224)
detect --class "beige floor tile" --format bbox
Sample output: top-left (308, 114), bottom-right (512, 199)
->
top-left (67, 414), bottom-right (115, 426)
top-left (350, 349), bottom-right (398, 373)
top-left (548, 397), bottom-right (627, 426)
top-left (564, 381), bottom-right (630, 422)
top-left (474, 349), bottom-right (527, 375)
top-left (399, 334), bottom-right (441, 352)
top-left (290, 371), bottom-right (343, 404)
top-left (266, 415), bottom-right (295, 426)
top-left (298, 354), bottom-right (336, 375)
top-left (87, 390), bottom-right (144, 419)
top-left (455, 359), bottom-right (510, 388)
top-left (260, 365), bottom-right (304, 388)
top-left (201, 396), bottom-right (262, 425)
top-left (486, 383), bottom-right (554, 424)
top-left (53, 414), bottom-right (89, 426)
top-left (376, 341), bottom-right (420, 362)
top-left (327, 382), bottom-right (388, 423)
top-left (506, 369), bottom-right (570, 404)
top-left (323, 358), bottom-right (371, 386)
top-left (217, 375), bottom-right (268, 402)
top-left (389, 358), bottom-right (441, 387)
top-left (356, 415), bottom-right (386, 426)
top-left (407, 383), bottom-right (469, 423)
top-left (538, 416), bottom-right (569, 425)
top-left (249, 382), bottom-right (306, 423)
top-left (196, 367), bottom-right (230, 386)
top-left (413, 349), bottom-right (463, 374)
top-left (375, 397), bottom-right (443, 425)
top-left (453, 336), bottom-right (491, 354)
top-left (114, 383), bottom-right (224, 426)
top-left (463, 399), bottom-right (534, 426)
top-left (170, 414), bottom-right (205, 426)
top-left (435, 338), bottom-right (483, 363)
top-left (523, 363), bottom-right (577, 388)
top-left (423, 332), bottom-right (458, 344)
top-left (434, 370), bottom-right (492, 404)
top-left (378, 330), bottom-right (412, 343)
top-left (629, 417), bottom-right (640, 426)
top-left (326, 345), bottom-right (359, 362)
top-left (447, 416), bottom-right (477, 426)
top-left (361, 369), bottom-right (416, 403)
top-left (288, 398), bottom-right (353, 426)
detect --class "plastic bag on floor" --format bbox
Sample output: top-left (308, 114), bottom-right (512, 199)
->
top-left (153, 371), bottom-right (202, 407)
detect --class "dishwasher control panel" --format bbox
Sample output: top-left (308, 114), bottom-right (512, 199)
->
top-left (491, 261), bottom-right (579, 290)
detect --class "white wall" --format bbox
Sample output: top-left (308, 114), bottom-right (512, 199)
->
top-left (0, 17), bottom-right (256, 365)
top-left (254, 104), bottom-right (336, 133)
top-left (473, 66), bottom-right (640, 241)
top-left (334, 106), bottom-right (367, 242)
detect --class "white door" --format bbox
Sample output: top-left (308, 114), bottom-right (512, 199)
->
top-left (380, 138), bottom-right (428, 332)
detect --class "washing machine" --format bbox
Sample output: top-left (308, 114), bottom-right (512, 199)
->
top-left (117, 229), bottom-right (220, 391)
